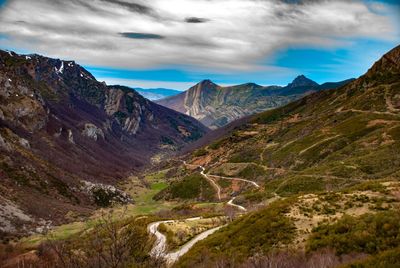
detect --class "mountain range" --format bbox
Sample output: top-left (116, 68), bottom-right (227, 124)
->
top-left (133, 87), bottom-right (181, 100)
top-left (0, 50), bottom-right (207, 233)
top-left (157, 76), bottom-right (354, 129)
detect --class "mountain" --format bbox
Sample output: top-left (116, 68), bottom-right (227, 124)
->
top-left (0, 50), bottom-right (208, 236)
top-left (170, 45), bottom-right (400, 266)
top-left (133, 87), bottom-right (181, 100)
top-left (156, 76), bottom-right (352, 129)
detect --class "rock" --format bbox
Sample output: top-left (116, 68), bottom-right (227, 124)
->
top-left (0, 133), bottom-right (11, 151)
top-left (81, 180), bottom-right (133, 205)
top-left (68, 129), bottom-right (74, 143)
top-left (19, 138), bottom-right (30, 149)
top-left (82, 123), bottom-right (104, 141)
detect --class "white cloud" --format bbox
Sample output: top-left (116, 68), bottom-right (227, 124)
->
top-left (0, 0), bottom-right (397, 71)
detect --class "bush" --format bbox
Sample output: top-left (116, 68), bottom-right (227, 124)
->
top-left (345, 247), bottom-right (400, 268)
top-left (238, 164), bottom-right (267, 181)
top-left (176, 199), bottom-right (296, 267)
top-left (160, 173), bottom-right (215, 201)
top-left (193, 148), bottom-right (208, 157)
top-left (307, 210), bottom-right (400, 255)
top-left (228, 147), bottom-right (261, 163)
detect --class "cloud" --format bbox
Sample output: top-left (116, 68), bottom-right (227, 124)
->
top-left (0, 0), bottom-right (397, 71)
top-left (185, 17), bottom-right (209, 23)
top-left (98, 0), bottom-right (153, 14)
top-left (97, 77), bottom-right (194, 90)
top-left (120, 32), bottom-right (164, 39)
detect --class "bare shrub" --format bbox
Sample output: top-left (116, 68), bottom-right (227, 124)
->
top-left (241, 248), bottom-right (368, 268)
top-left (34, 209), bottom-right (165, 268)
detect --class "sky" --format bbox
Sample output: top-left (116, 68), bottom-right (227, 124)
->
top-left (0, 0), bottom-right (399, 90)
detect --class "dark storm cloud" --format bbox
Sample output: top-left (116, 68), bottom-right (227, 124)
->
top-left (120, 32), bottom-right (165, 39)
top-left (185, 17), bottom-right (209, 23)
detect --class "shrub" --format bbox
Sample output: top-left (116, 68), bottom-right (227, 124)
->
top-left (307, 210), bottom-right (400, 255)
top-left (345, 247), bottom-right (400, 268)
top-left (160, 173), bottom-right (215, 201)
top-left (193, 148), bottom-right (208, 157)
top-left (176, 199), bottom-right (296, 267)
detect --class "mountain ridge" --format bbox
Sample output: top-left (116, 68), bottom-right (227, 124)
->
top-left (0, 50), bottom-right (208, 235)
top-left (157, 75), bottom-right (353, 129)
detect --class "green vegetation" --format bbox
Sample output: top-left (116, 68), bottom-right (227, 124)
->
top-left (208, 138), bottom-right (225, 150)
top-left (22, 173), bottom-right (170, 246)
top-left (229, 147), bottom-right (261, 163)
top-left (158, 217), bottom-right (227, 251)
top-left (273, 175), bottom-right (350, 196)
top-left (176, 199), bottom-right (296, 267)
top-left (307, 210), bottom-right (400, 255)
top-left (345, 247), bottom-right (400, 268)
top-left (193, 148), bottom-right (208, 157)
top-left (157, 173), bottom-right (215, 201)
top-left (92, 188), bottom-right (118, 207)
top-left (237, 164), bottom-right (267, 181)
top-left (30, 216), bottom-right (159, 267)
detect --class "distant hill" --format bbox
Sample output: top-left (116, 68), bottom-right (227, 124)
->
top-left (0, 50), bottom-right (208, 236)
top-left (157, 76), bottom-right (353, 129)
top-left (134, 87), bottom-right (181, 100)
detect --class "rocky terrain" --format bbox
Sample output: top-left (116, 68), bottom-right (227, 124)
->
top-left (0, 50), bottom-right (208, 238)
top-left (157, 76), bottom-right (353, 129)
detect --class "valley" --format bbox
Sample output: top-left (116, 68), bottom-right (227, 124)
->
top-left (1, 44), bottom-right (399, 268)
top-left (1, 0), bottom-right (399, 267)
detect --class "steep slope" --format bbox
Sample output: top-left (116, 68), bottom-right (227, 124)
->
top-left (0, 50), bottom-right (208, 236)
top-left (173, 45), bottom-right (400, 266)
top-left (157, 76), bottom-right (352, 129)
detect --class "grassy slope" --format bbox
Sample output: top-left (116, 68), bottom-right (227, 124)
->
top-left (21, 170), bottom-right (173, 247)
top-left (174, 46), bottom-right (400, 266)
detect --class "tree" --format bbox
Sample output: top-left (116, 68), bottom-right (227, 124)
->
top-left (38, 208), bottom-right (165, 267)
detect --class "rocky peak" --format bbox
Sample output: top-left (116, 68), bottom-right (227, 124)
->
top-left (362, 45), bottom-right (400, 84)
top-left (196, 79), bottom-right (218, 88)
top-left (286, 75), bottom-right (319, 89)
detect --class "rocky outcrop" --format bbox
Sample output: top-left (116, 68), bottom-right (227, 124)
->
top-left (81, 180), bottom-right (133, 206)
top-left (82, 123), bottom-right (105, 141)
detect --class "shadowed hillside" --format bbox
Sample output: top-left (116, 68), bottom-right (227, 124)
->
top-left (0, 50), bottom-right (208, 237)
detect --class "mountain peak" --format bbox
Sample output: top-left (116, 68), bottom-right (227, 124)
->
top-left (363, 45), bottom-right (400, 81)
top-left (287, 75), bottom-right (319, 88)
top-left (198, 79), bottom-right (218, 87)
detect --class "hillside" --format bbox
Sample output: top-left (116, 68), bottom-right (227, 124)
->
top-left (0, 50), bottom-right (208, 238)
top-left (171, 45), bottom-right (400, 266)
top-left (157, 76), bottom-right (353, 129)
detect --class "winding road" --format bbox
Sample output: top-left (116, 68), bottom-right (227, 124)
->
top-left (184, 160), bottom-right (260, 209)
top-left (147, 161), bottom-right (260, 265)
top-left (148, 218), bottom-right (224, 265)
